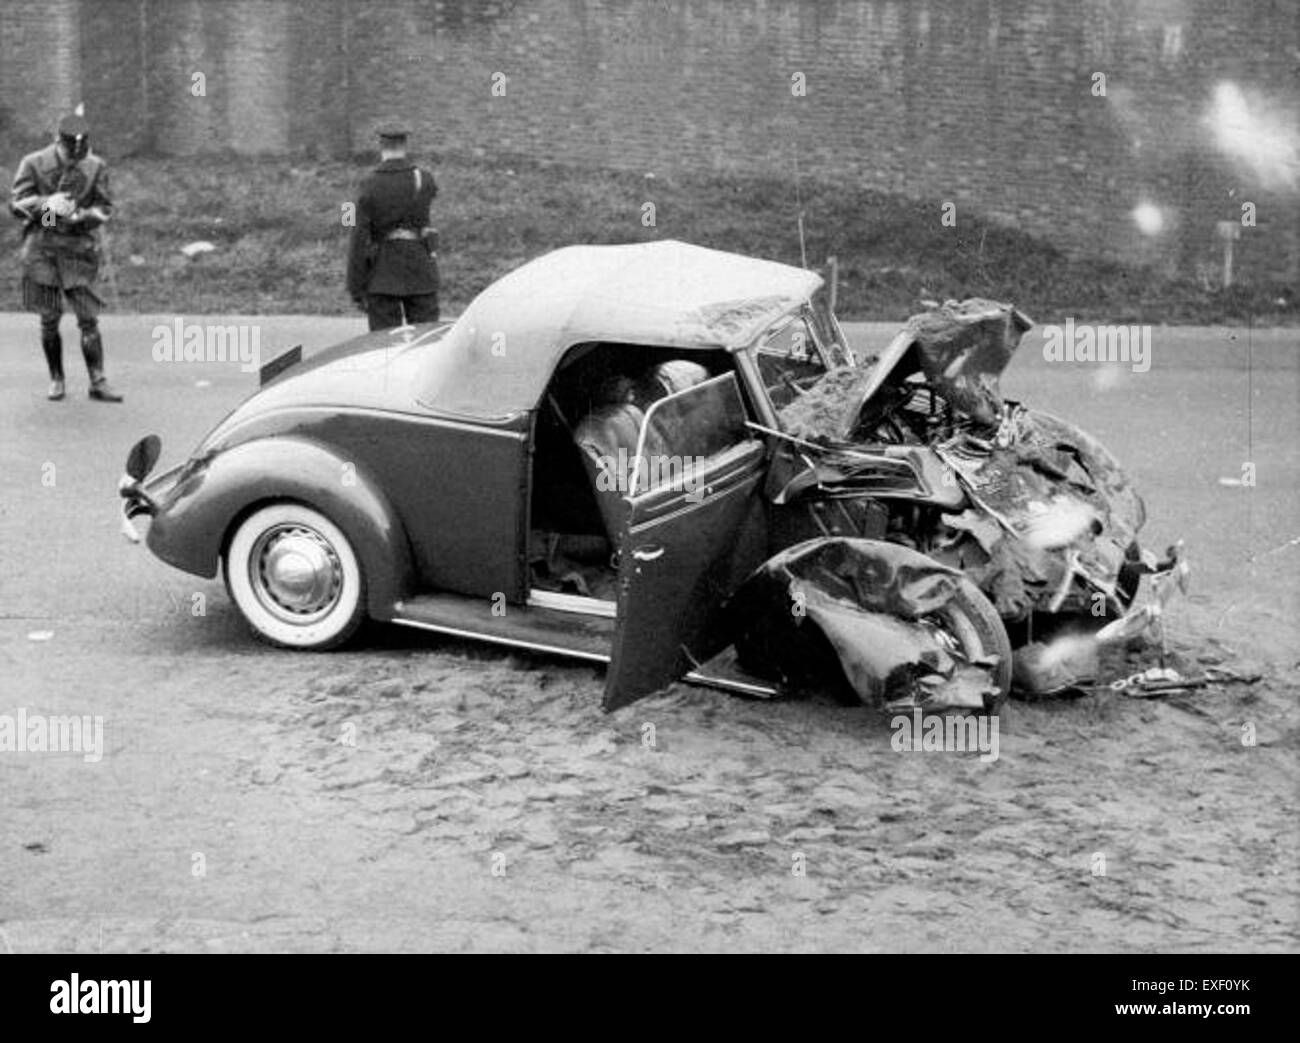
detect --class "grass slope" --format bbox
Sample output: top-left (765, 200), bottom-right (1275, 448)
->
top-left (1, 151), bottom-right (1294, 324)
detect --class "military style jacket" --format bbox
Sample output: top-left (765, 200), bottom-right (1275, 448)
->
top-left (10, 144), bottom-right (112, 236)
top-left (345, 158), bottom-right (438, 300)
top-left (10, 145), bottom-right (113, 290)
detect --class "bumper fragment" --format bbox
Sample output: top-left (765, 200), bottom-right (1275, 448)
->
top-left (117, 462), bottom-right (185, 544)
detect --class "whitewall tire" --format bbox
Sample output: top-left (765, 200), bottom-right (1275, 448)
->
top-left (224, 503), bottom-right (365, 650)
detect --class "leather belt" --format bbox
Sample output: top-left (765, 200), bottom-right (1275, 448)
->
top-left (383, 228), bottom-right (421, 242)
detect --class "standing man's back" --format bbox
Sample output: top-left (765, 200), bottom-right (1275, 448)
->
top-left (346, 121), bottom-right (440, 331)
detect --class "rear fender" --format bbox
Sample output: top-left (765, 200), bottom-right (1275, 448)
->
top-left (146, 437), bottom-right (414, 619)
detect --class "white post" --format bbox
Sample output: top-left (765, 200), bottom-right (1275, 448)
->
top-left (1216, 220), bottom-right (1241, 289)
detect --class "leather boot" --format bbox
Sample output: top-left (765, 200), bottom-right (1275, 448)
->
top-left (42, 332), bottom-right (65, 400)
top-left (82, 328), bottom-right (123, 402)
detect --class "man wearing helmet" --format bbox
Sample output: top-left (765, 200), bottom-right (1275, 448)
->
top-left (9, 112), bottom-right (123, 402)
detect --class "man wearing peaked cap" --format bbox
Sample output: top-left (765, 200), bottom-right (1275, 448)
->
top-left (9, 111), bottom-right (123, 401)
top-left (345, 120), bottom-right (441, 331)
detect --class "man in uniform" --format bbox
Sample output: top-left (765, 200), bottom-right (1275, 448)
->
top-left (9, 112), bottom-right (123, 401)
top-left (345, 121), bottom-right (440, 331)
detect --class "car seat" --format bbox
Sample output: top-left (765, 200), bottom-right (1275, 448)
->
top-left (635, 359), bottom-right (710, 408)
top-left (574, 402), bottom-right (671, 540)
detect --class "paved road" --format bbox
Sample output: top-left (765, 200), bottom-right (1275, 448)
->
top-left (1, 313), bottom-right (1296, 952)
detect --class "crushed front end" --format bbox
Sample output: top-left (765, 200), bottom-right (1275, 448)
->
top-left (766, 298), bottom-right (1188, 699)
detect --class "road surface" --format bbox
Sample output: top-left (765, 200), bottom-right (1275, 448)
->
top-left (1, 313), bottom-right (1296, 952)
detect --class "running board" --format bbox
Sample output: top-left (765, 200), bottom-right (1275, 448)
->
top-left (526, 588), bottom-right (617, 618)
top-left (392, 592), bottom-right (613, 663)
top-left (390, 592), bottom-right (779, 698)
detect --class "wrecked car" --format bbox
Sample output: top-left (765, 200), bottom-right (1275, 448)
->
top-left (119, 240), bottom-right (1182, 712)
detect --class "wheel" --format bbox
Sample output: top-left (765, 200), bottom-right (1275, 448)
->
top-left (223, 503), bottom-right (365, 650)
top-left (922, 576), bottom-right (1014, 706)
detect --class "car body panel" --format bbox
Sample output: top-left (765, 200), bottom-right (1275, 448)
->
top-left (248, 323), bottom-right (450, 416)
top-left (168, 397), bottom-right (532, 603)
top-left (286, 407), bottom-right (532, 602)
top-left (145, 435), bottom-right (414, 618)
top-left (604, 438), bottom-right (769, 710)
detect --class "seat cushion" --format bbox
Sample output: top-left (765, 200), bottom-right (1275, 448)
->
top-left (636, 359), bottom-right (710, 407)
top-left (574, 403), bottom-right (646, 537)
top-left (575, 403), bottom-right (645, 477)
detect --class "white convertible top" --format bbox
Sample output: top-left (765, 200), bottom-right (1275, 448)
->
top-left (416, 240), bottom-right (822, 420)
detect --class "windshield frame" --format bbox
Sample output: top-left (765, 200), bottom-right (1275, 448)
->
top-left (744, 293), bottom-right (853, 428)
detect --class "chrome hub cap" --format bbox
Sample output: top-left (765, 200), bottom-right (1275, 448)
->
top-left (250, 524), bottom-right (343, 624)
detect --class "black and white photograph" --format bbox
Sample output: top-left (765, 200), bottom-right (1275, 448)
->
top-left (0, 0), bottom-right (1296, 978)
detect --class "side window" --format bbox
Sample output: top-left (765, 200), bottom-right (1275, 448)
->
top-left (632, 373), bottom-right (752, 493)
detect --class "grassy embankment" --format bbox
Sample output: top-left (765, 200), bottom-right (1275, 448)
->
top-left (0, 151), bottom-right (1294, 324)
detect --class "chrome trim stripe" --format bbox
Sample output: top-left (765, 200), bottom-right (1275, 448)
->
top-left (626, 445), bottom-right (764, 529)
top-left (683, 670), bottom-right (778, 698)
top-left (526, 590), bottom-right (618, 618)
top-left (390, 617), bottom-right (611, 664)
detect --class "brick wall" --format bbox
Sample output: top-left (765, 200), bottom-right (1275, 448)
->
top-left (2, 0), bottom-right (1296, 281)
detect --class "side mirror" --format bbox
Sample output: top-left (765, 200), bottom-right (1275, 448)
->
top-left (125, 435), bottom-right (162, 482)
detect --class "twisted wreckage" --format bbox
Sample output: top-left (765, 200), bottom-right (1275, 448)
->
top-left (118, 241), bottom-right (1185, 714)
top-left (747, 297), bottom-right (1187, 707)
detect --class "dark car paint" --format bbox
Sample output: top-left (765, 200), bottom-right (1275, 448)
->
top-left (603, 439), bottom-right (771, 709)
top-left (255, 324), bottom-right (447, 409)
top-left (146, 436), bottom-right (415, 619)
top-left (149, 405), bottom-right (533, 606)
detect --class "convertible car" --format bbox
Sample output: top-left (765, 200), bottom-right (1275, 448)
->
top-left (119, 240), bottom-right (1182, 711)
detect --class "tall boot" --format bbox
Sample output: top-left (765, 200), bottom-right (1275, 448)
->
top-left (81, 328), bottom-right (123, 403)
top-left (42, 331), bottom-right (65, 401)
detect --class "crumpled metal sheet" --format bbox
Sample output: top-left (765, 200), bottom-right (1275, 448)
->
top-left (905, 299), bottom-right (1033, 426)
top-left (806, 601), bottom-right (961, 706)
top-left (933, 409), bottom-right (1145, 618)
top-left (726, 538), bottom-right (999, 710)
top-left (778, 299), bottom-right (1031, 441)
top-left (771, 298), bottom-right (1147, 622)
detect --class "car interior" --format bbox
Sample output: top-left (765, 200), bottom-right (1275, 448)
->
top-left (526, 341), bottom-right (746, 605)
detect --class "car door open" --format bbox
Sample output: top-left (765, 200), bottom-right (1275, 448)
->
top-left (603, 372), bottom-right (770, 710)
